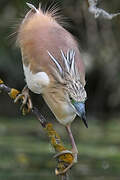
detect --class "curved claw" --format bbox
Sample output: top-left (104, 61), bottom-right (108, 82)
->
top-left (54, 150), bottom-right (77, 176)
top-left (14, 86), bottom-right (32, 114)
top-left (55, 162), bottom-right (74, 175)
top-left (14, 94), bottom-right (24, 103)
top-left (53, 150), bottom-right (73, 159)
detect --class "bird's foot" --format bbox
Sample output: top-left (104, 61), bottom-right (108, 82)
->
top-left (54, 150), bottom-right (77, 175)
top-left (14, 85), bottom-right (32, 115)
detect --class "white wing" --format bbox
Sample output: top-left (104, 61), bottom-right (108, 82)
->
top-left (23, 65), bottom-right (50, 94)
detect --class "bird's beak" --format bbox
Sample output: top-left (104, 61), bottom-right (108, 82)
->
top-left (73, 102), bottom-right (88, 128)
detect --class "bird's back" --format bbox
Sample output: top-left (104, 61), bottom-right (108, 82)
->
top-left (17, 4), bottom-right (85, 85)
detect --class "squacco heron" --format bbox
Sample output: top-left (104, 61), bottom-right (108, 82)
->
top-left (17, 3), bottom-right (87, 161)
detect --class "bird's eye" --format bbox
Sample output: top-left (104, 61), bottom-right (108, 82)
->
top-left (69, 96), bottom-right (73, 101)
top-left (69, 96), bottom-right (76, 104)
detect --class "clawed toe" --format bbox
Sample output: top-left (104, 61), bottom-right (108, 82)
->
top-left (14, 86), bottom-right (32, 114)
top-left (55, 162), bottom-right (74, 175)
top-left (54, 150), bottom-right (77, 175)
top-left (53, 150), bottom-right (73, 159)
top-left (14, 94), bottom-right (23, 103)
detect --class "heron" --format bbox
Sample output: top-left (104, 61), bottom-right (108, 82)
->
top-left (16, 2), bottom-right (87, 162)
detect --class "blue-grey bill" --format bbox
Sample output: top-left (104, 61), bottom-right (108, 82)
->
top-left (73, 102), bottom-right (88, 128)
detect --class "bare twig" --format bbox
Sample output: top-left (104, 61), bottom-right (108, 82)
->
top-left (87, 0), bottom-right (120, 19)
top-left (0, 79), bottom-right (75, 180)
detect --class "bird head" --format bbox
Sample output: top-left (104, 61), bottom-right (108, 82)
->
top-left (66, 76), bottom-right (87, 128)
top-left (48, 49), bottom-right (88, 128)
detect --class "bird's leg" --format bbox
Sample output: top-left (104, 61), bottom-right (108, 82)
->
top-left (14, 85), bottom-right (32, 114)
top-left (54, 125), bottom-right (78, 162)
top-left (53, 124), bottom-right (78, 175)
top-left (66, 124), bottom-right (78, 163)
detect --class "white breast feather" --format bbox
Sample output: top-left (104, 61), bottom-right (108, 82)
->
top-left (23, 65), bottom-right (50, 94)
top-left (57, 103), bottom-right (76, 125)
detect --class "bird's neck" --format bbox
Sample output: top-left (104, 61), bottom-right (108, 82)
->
top-left (43, 85), bottom-right (66, 111)
top-left (42, 86), bottom-right (76, 125)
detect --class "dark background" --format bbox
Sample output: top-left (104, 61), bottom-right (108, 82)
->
top-left (0, 0), bottom-right (120, 180)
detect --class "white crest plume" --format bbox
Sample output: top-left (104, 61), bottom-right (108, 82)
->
top-left (26, 2), bottom-right (40, 14)
top-left (47, 49), bottom-right (77, 81)
top-left (47, 51), bottom-right (63, 76)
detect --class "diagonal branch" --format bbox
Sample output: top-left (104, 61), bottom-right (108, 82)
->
top-left (0, 79), bottom-right (75, 180)
top-left (87, 0), bottom-right (120, 19)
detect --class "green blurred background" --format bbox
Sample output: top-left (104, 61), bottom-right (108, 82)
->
top-left (0, 0), bottom-right (120, 179)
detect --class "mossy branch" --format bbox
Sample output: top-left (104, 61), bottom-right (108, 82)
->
top-left (0, 79), bottom-right (75, 180)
